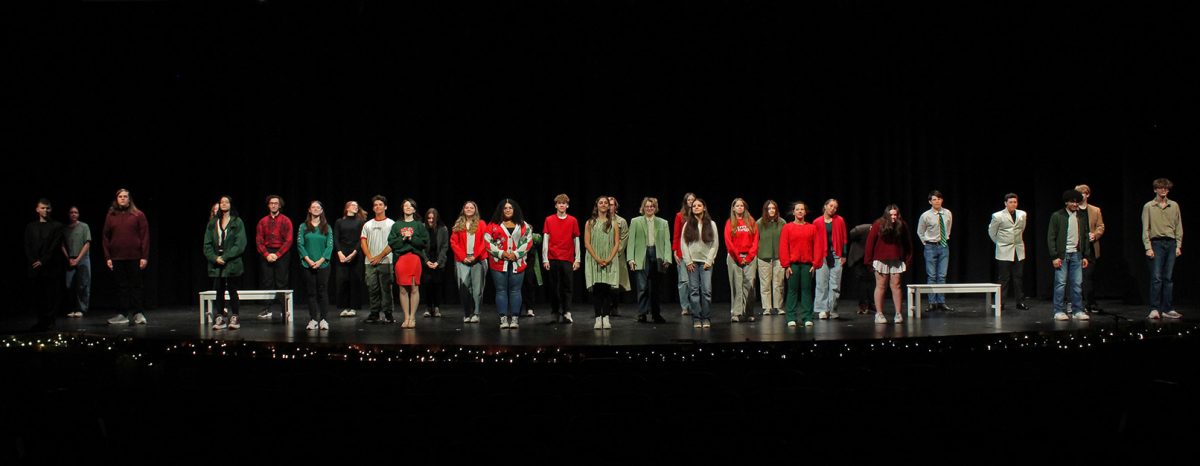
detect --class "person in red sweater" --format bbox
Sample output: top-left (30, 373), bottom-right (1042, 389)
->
top-left (864, 204), bottom-right (913, 324)
top-left (542, 194), bottom-right (581, 324)
top-left (673, 192), bottom-right (696, 316)
top-left (725, 198), bottom-right (759, 322)
top-left (812, 199), bottom-right (848, 320)
top-left (451, 201), bottom-right (489, 323)
top-left (779, 201), bottom-right (816, 327)
top-left (255, 195), bottom-right (294, 319)
top-left (103, 189), bottom-right (150, 326)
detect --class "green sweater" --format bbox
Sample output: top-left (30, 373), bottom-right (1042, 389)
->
top-left (626, 215), bottom-right (673, 271)
top-left (756, 218), bottom-right (785, 261)
top-left (388, 219), bottom-right (429, 261)
top-left (297, 223), bottom-right (334, 269)
top-left (203, 216), bottom-right (247, 278)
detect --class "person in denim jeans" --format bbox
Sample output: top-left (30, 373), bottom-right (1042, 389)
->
top-left (917, 190), bottom-right (954, 312)
top-left (1048, 190), bottom-right (1092, 321)
top-left (681, 198), bottom-right (719, 328)
top-left (1142, 178), bottom-right (1184, 320)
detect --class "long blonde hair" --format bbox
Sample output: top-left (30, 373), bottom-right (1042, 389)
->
top-left (453, 201), bottom-right (481, 233)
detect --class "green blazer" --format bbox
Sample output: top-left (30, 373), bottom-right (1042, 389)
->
top-left (626, 215), bottom-right (673, 272)
top-left (1047, 208), bottom-right (1092, 261)
top-left (203, 216), bottom-right (247, 277)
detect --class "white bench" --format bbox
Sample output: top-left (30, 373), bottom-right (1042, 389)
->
top-left (199, 290), bottom-right (294, 325)
top-left (907, 283), bottom-right (1002, 318)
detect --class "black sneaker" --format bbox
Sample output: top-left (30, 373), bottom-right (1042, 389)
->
top-left (940, 303), bottom-right (956, 312)
top-left (652, 314), bottom-right (667, 324)
top-left (364, 312), bottom-right (380, 323)
top-left (636, 315), bottom-right (648, 323)
top-left (382, 313), bottom-right (396, 324)
top-left (1016, 301), bottom-right (1030, 310)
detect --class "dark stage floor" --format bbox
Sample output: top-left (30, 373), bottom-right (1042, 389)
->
top-left (2, 297), bottom-right (1184, 347)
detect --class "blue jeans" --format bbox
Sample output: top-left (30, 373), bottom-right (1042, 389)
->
top-left (814, 256), bottom-right (842, 313)
top-left (1053, 251), bottom-right (1084, 314)
top-left (65, 255), bottom-right (91, 313)
top-left (677, 256), bottom-right (690, 311)
top-left (1148, 239), bottom-right (1177, 311)
top-left (923, 244), bottom-right (948, 304)
top-left (491, 269), bottom-right (525, 317)
top-left (686, 262), bottom-right (713, 321)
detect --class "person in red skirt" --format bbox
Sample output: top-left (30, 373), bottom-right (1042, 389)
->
top-left (388, 199), bottom-right (429, 329)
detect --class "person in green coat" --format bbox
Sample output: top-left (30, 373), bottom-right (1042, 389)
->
top-left (627, 197), bottom-right (673, 323)
top-left (204, 196), bottom-right (247, 330)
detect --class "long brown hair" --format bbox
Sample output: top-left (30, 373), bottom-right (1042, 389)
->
top-left (876, 204), bottom-right (906, 240)
top-left (588, 196), bottom-right (613, 233)
top-left (728, 198), bottom-right (757, 236)
top-left (678, 192), bottom-right (696, 219)
top-left (425, 208), bottom-right (442, 231)
top-left (683, 198), bottom-right (714, 244)
top-left (344, 200), bottom-right (367, 221)
top-left (303, 200), bottom-right (329, 235)
top-left (453, 201), bottom-right (481, 233)
top-left (109, 188), bottom-right (141, 215)
top-left (759, 200), bottom-right (784, 226)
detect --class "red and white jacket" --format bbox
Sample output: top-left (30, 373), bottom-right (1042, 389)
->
top-left (484, 221), bottom-right (533, 273)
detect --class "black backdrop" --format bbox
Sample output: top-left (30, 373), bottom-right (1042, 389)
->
top-left (7, 0), bottom-right (1195, 311)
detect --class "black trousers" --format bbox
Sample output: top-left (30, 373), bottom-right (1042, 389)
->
top-left (521, 266), bottom-right (539, 311)
top-left (421, 267), bottom-right (444, 309)
top-left (334, 258), bottom-right (366, 310)
top-left (592, 283), bottom-right (613, 317)
top-left (301, 267), bottom-right (330, 321)
top-left (546, 259), bottom-right (574, 313)
top-left (1081, 257), bottom-right (1097, 306)
top-left (214, 275), bottom-right (241, 316)
top-left (32, 273), bottom-right (62, 325)
top-left (259, 251), bottom-right (291, 309)
top-left (112, 260), bottom-right (144, 315)
top-left (997, 259), bottom-right (1025, 302)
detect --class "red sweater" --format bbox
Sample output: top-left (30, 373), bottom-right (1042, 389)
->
top-left (543, 214), bottom-right (580, 262)
top-left (724, 218), bottom-right (759, 264)
top-left (102, 210), bottom-right (149, 261)
top-left (812, 215), bottom-right (848, 267)
top-left (864, 220), bottom-right (913, 267)
top-left (672, 212), bottom-right (684, 259)
top-left (450, 221), bottom-right (489, 263)
top-left (779, 222), bottom-right (816, 269)
top-left (256, 214), bottom-right (294, 257)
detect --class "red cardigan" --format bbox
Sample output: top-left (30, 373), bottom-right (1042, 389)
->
top-left (779, 222), bottom-right (816, 269)
top-left (864, 220), bottom-right (913, 267)
top-left (672, 212), bottom-right (685, 259)
top-left (812, 214), bottom-right (848, 267)
top-left (450, 220), bottom-right (489, 263)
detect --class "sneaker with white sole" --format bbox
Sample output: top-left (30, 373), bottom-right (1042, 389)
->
top-left (804, 321), bottom-right (814, 327)
top-left (423, 310), bottom-right (432, 318)
top-left (1148, 310), bottom-right (1161, 319)
top-left (306, 320), bottom-right (319, 330)
top-left (1073, 312), bottom-right (1090, 321)
top-left (433, 308), bottom-right (442, 318)
top-left (212, 315), bottom-right (227, 330)
top-left (563, 312), bottom-right (574, 324)
top-left (894, 313), bottom-right (903, 324)
top-left (509, 317), bottom-right (519, 329)
top-left (702, 320), bottom-right (711, 328)
top-left (693, 320), bottom-right (702, 328)
top-left (500, 316), bottom-right (510, 329)
top-left (524, 309), bottom-right (535, 317)
top-left (469, 315), bottom-right (480, 323)
top-left (681, 309), bottom-right (691, 316)
top-left (602, 316), bottom-right (612, 329)
top-left (344, 309), bottom-right (357, 317)
top-left (107, 314), bottom-right (129, 325)
top-left (818, 311), bottom-right (829, 320)
top-left (338, 309), bottom-right (348, 317)
top-left (594, 317), bottom-right (603, 329)
top-left (874, 313), bottom-right (887, 324)
top-left (1054, 312), bottom-right (1070, 321)
top-left (228, 315), bottom-right (240, 329)
top-left (731, 315), bottom-right (741, 323)
top-left (1164, 310), bottom-right (1183, 319)
top-left (319, 319), bottom-right (329, 330)
top-left (829, 312), bottom-right (839, 319)
top-left (258, 309), bottom-right (273, 319)
top-left (787, 321), bottom-right (797, 328)
top-left (463, 316), bottom-right (471, 323)
top-left (133, 313), bottom-right (147, 325)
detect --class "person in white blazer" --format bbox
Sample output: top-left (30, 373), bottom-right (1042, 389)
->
top-left (987, 193), bottom-right (1029, 310)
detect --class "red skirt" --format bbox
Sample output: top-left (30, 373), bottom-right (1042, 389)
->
top-left (394, 254), bottom-right (422, 286)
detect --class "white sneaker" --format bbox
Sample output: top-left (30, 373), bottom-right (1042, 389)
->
top-left (731, 315), bottom-right (741, 323)
top-left (1164, 310), bottom-right (1183, 319)
top-left (874, 313), bottom-right (887, 324)
top-left (1073, 312), bottom-right (1090, 321)
top-left (681, 309), bottom-right (691, 316)
top-left (563, 312), bottom-right (574, 324)
top-left (423, 310), bottom-right (432, 318)
top-left (693, 320), bottom-right (702, 328)
top-left (893, 313), bottom-right (903, 324)
top-left (804, 321), bottom-right (814, 327)
top-left (212, 315), bottom-right (227, 330)
top-left (602, 316), bottom-right (612, 329)
top-left (509, 317), bottom-right (518, 329)
top-left (1054, 312), bottom-right (1070, 321)
top-left (469, 315), bottom-right (480, 323)
top-left (463, 316), bottom-right (471, 323)
top-left (344, 309), bottom-right (356, 317)
top-left (132, 313), bottom-right (147, 325)
top-left (338, 309), bottom-right (349, 317)
top-left (594, 317), bottom-right (603, 330)
top-left (1148, 310), bottom-right (1161, 319)
top-left (306, 320), bottom-right (319, 330)
top-left (787, 321), bottom-right (797, 328)
top-left (107, 314), bottom-right (129, 325)
top-left (319, 319), bottom-right (329, 330)
top-left (829, 312), bottom-right (839, 320)
top-left (818, 311), bottom-right (829, 320)
top-left (702, 320), bottom-right (711, 328)
top-left (500, 316), bottom-right (510, 329)
top-left (227, 315), bottom-right (240, 329)
top-left (524, 309), bottom-right (535, 317)
top-left (433, 308), bottom-right (442, 318)
top-left (67, 311), bottom-right (83, 318)
top-left (258, 310), bottom-right (273, 319)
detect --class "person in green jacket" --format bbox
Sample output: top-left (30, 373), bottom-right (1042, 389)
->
top-left (204, 196), bottom-right (247, 330)
top-left (388, 199), bottom-right (429, 329)
top-left (1047, 190), bottom-right (1092, 321)
top-left (298, 200), bottom-right (335, 331)
top-left (628, 197), bottom-right (672, 323)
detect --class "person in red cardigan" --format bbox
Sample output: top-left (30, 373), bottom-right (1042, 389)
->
top-left (812, 199), bottom-right (848, 320)
top-left (864, 204), bottom-right (913, 325)
top-left (673, 192), bottom-right (696, 316)
top-left (451, 201), bottom-right (489, 323)
top-left (103, 189), bottom-right (150, 326)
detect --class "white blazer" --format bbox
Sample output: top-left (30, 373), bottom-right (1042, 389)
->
top-left (987, 209), bottom-right (1027, 261)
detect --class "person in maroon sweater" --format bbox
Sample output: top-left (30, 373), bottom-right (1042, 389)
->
top-left (864, 204), bottom-right (913, 325)
top-left (103, 189), bottom-right (150, 325)
top-left (673, 192), bottom-right (696, 316)
top-left (255, 195), bottom-right (294, 319)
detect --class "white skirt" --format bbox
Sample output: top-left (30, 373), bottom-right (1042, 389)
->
top-left (872, 259), bottom-right (906, 274)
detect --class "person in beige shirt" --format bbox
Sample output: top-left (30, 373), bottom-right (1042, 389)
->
top-left (1141, 178), bottom-right (1183, 320)
top-left (1075, 184), bottom-right (1105, 312)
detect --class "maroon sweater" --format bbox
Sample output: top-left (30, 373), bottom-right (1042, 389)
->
top-left (103, 210), bottom-right (149, 261)
top-left (864, 219), bottom-right (913, 267)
